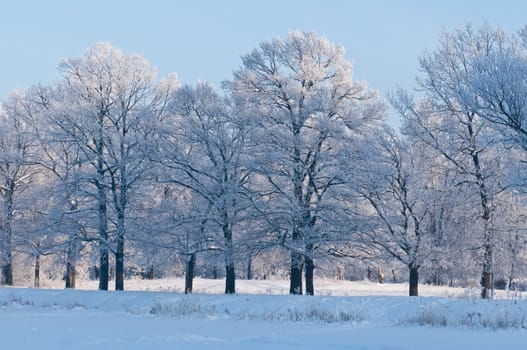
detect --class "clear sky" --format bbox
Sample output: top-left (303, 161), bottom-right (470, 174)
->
top-left (2, 0), bottom-right (527, 125)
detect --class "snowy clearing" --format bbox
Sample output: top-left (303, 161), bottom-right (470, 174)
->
top-left (1, 279), bottom-right (527, 349)
top-left (35, 276), bottom-right (527, 299)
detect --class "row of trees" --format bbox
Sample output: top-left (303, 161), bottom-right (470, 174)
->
top-left (1, 24), bottom-right (527, 297)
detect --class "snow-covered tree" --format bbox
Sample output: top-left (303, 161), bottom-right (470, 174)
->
top-left (394, 23), bottom-right (518, 298)
top-left (43, 43), bottom-right (177, 290)
top-left (225, 31), bottom-right (384, 294)
top-left (0, 93), bottom-right (41, 285)
top-left (352, 126), bottom-right (437, 296)
top-left (157, 82), bottom-right (250, 294)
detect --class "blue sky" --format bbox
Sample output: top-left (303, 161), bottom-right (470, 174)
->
top-left (2, 0), bottom-right (526, 125)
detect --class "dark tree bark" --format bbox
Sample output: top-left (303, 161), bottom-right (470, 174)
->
top-left (481, 271), bottom-right (492, 299)
top-left (223, 220), bottom-right (236, 294)
top-left (99, 250), bottom-right (109, 290)
top-left (467, 115), bottom-right (494, 300)
top-left (224, 239), bottom-right (235, 294)
top-left (225, 263), bottom-right (235, 294)
top-left (1, 259), bottom-right (13, 286)
top-left (96, 181), bottom-right (109, 290)
top-left (185, 253), bottom-right (196, 294)
top-left (115, 213), bottom-right (125, 291)
top-left (65, 202), bottom-right (78, 289)
top-left (65, 260), bottom-right (76, 289)
top-left (1, 186), bottom-right (14, 286)
top-left (112, 106), bottom-right (131, 292)
top-left (409, 265), bottom-right (419, 297)
top-left (246, 257), bottom-right (252, 280)
top-left (145, 264), bottom-right (154, 280)
top-left (34, 253), bottom-right (40, 288)
top-left (304, 254), bottom-right (314, 295)
top-left (91, 265), bottom-right (100, 280)
top-left (289, 251), bottom-right (303, 295)
top-left (96, 107), bottom-right (109, 291)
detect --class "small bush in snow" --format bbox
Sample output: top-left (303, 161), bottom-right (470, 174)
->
top-left (286, 306), bottom-right (364, 323)
top-left (460, 310), bottom-right (527, 330)
top-left (149, 297), bottom-right (216, 318)
top-left (9, 295), bottom-right (33, 307)
top-left (407, 307), bottom-right (448, 327)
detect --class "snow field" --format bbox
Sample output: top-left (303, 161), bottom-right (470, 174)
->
top-left (36, 276), bottom-right (527, 299)
top-left (2, 280), bottom-right (527, 329)
top-left (2, 279), bottom-right (527, 349)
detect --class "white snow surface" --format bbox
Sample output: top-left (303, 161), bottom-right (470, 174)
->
top-left (1, 279), bottom-right (526, 349)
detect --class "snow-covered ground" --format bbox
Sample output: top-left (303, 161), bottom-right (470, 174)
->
top-left (35, 276), bottom-right (519, 298)
top-left (1, 279), bottom-right (526, 349)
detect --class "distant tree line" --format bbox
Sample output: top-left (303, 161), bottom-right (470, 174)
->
top-left (2, 24), bottom-right (527, 298)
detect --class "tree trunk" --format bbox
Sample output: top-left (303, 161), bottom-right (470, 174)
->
top-left (97, 194), bottom-right (109, 291)
top-left (96, 112), bottom-right (109, 291)
top-left (1, 186), bottom-right (14, 286)
top-left (65, 260), bottom-right (76, 289)
top-left (65, 238), bottom-right (77, 289)
top-left (508, 261), bottom-right (516, 291)
top-left (481, 271), bottom-right (492, 299)
top-left (378, 268), bottom-right (385, 284)
top-left (34, 254), bottom-right (40, 288)
top-left (114, 110), bottom-right (129, 292)
top-left (507, 234), bottom-right (520, 291)
top-left (289, 250), bottom-right (303, 295)
top-left (115, 244), bottom-right (124, 290)
top-left (1, 259), bottom-right (13, 286)
top-left (479, 218), bottom-right (493, 299)
top-left (304, 254), bottom-right (314, 295)
top-left (115, 212), bottom-right (125, 291)
top-left (145, 264), bottom-right (154, 280)
top-left (185, 253), bottom-right (196, 294)
top-left (469, 118), bottom-right (493, 300)
top-left (224, 231), bottom-right (236, 294)
top-left (481, 239), bottom-right (493, 299)
top-left (99, 248), bottom-right (109, 291)
top-left (225, 263), bottom-right (235, 294)
top-left (409, 265), bottom-right (419, 296)
top-left (246, 254), bottom-right (252, 280)
top-left (96, 180), bottom-right (109, 291)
